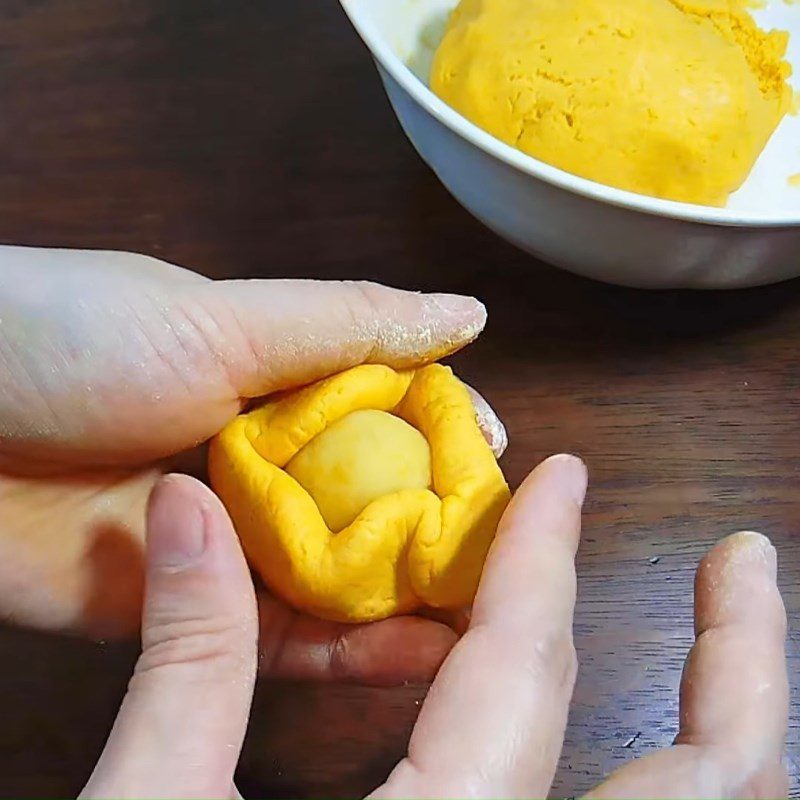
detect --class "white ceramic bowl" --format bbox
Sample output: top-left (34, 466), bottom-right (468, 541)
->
top-left (341, 0), bottom-right (800, 289)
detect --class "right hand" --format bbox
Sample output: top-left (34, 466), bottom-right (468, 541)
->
top-left (380, 458), bottom-right (789, 799)
top-left (81, 456), bottom-right (788, 799)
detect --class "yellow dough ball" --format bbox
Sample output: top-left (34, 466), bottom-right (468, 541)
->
top-left (285, 409), bottom-right (432, 533)
top-left (431, 0), bottom-right (792, 206)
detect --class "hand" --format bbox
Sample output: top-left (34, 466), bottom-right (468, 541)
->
top-left (79, 457), bottom-right (788, 799)
top-left (0, 245), bottom-right (502, 684)
top-left (377, 456), bottom-right (789, 799)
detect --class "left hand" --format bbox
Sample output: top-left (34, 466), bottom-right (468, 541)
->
top-left (0, 246), bottom-right (500, 684)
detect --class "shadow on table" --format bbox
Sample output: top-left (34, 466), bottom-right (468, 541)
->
top-left (464, 236), bottom-right (800, 363)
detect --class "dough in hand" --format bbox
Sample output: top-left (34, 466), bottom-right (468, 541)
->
top-left (209, 364), bottom-right (510, 622)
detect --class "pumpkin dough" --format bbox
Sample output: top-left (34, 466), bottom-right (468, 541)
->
top-left (209, 364), bottom-right (510, 623)
top-left (431, 0), bottom-right (792, 206)
top-left (285, 409), bottom-right (432, 533)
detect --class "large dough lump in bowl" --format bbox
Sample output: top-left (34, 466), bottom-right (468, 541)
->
top-left (431, 0), bottom-right (792, 206)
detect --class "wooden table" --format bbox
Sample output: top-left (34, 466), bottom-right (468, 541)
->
top-left (0, 2), bottom-right (797, 797)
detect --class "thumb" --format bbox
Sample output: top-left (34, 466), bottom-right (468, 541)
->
top-left (120, 278), bottom-right (486, 465)
top-left (60, 277), bottom-right (486, 468)
top-left (81, 475), bottom-right (258, 800)
top-left (185, 278), bottom-right (487, 398)
top-left (1, 253), bottom-right (490, 471)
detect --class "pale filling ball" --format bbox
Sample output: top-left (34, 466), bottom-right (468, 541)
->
top-left (285, 409), bottom-right (432, 532)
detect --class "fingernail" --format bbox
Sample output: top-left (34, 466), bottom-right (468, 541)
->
top-left (542, 453), bottom-right (588, 506)
top-left (466, 384), bottom-right (508, 458)
top-left (429, 293), bottom-right (485, 318)
top-left (725, 531), bottom-right (778, 582)
top-left (427, 294), bottom-right (487, 341)
top-left (147, 476), bottom-right (208, 568)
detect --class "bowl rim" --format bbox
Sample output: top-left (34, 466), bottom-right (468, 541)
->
top-left (340, 0), bottom-right (800, 229)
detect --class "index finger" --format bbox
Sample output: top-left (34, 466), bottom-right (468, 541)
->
top-left (374, 454), bottom-right (587, 800)
top-left (585, 532), bottom-right (788, 800)
top-left (676, 532), bottom-right (788, 797)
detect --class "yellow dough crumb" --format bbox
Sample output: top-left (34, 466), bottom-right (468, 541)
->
top-left (431, 0), bottom-right (792, 206)
top-left (286, 409), bottom-right (432, 533)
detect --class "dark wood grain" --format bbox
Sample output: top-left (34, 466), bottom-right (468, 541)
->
top-left (0, 1), bottom-right (797, 797)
